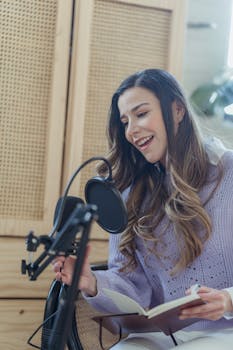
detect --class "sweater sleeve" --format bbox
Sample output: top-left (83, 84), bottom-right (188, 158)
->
top-left (82, 233), bottom-right (152, 314)
top-left (223, 287), bottom-right (233, 319)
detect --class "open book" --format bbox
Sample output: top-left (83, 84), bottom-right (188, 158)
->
top-left (93, 288), bottom-right (205, 336)
top-left (103, 287), bottom-right (203, 319)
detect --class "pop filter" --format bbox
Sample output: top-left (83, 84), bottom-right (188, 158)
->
top-left (85, 177), bottom-right (128, 233)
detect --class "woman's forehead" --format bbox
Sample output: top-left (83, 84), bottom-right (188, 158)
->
top-left (118, 87), bottom-right (160, 115)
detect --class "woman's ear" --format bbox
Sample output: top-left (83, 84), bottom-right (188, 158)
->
top-left (172, 101), bottom-right (185, 132)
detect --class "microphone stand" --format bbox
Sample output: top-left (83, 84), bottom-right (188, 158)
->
top-left (22, 203), bottom-right (97, 350)
top-left (21, 157), bottom-right (113, 349)
top-left (49, 204), bottom-right (97, 350)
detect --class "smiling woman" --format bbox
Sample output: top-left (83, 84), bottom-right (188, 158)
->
top-left (53, 68), bottom-right (233, 349)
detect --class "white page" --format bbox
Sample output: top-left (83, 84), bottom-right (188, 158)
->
top-left (103, 288), bottom-right (147, 315)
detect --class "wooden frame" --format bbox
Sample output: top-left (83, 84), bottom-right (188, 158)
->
top-left (0, 0), bottom-right (73, 236)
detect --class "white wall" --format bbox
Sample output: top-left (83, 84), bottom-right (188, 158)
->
top-left (183, 0), bottom-right (232, 96)
top-left (182, 0), bottom-right (233, 148)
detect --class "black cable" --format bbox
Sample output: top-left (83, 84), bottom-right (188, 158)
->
top-left (27, 310), bottom-right (59, 349)
top-left (170, 333), bottom-right (178, 346)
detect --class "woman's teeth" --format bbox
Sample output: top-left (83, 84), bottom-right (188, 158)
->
top-left (137, 136), bottom-right (153, 147)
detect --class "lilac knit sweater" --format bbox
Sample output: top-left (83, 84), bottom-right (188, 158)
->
top-left (85, 150), bottom-right (233, 331)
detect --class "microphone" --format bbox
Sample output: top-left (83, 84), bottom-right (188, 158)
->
top-left (53, 196), bottom-right (84, 231)
top-left (52, 196), bottom-right (85, 254)
top-left (85, 177), bottom-right (128, 233)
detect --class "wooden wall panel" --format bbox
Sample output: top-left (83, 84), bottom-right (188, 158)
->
top-left (0, 237), bottom-right (108, 298)
top-left (0, 237), bottom-right (54, 298)
top-left (0, 300), bottom-right (45, 350)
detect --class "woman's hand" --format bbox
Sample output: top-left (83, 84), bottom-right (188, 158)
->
top-left (179, 286), bottom-right (233, 321)
top-left (51, 244), bottom-right (97, 297)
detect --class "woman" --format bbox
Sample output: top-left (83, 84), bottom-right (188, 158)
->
top-left (53, 69), bottom-right (233, 349)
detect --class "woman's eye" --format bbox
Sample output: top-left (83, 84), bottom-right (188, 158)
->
top-left (137, 111), bottom-right (147, 118)
top-left (121, 121), bottom-right (128, 128)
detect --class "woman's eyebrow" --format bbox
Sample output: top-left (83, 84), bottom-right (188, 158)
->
top-left (120, 102), bottom-right (149, 119)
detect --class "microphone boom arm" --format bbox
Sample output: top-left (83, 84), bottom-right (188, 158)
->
top-left (22, 203), bottom-right (98, 281)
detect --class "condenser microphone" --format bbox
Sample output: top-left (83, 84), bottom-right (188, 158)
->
top-left (85, 177), bottom-right (128, 233)
top-left (53, 196), bottom-right (84, 231)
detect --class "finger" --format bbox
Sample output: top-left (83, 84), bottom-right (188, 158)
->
top-left (55, 271), bottom-right (62, 281)
top-left (197, 286), bottom-right (213, 293)
top-left (199, 291), bottom-right (225, 303)
top-left (60, 270), bottom-right (72, 285)
top-left (180, 300), bottom-right (223, 318)
top-left (51, 256), bottom-right (66, 265)
top-left (53, 261), bottom-right (64, 272)
top-left (185, 285), bottom-right (211, 295)
top-left (180, 306), bottom-right (224, 320)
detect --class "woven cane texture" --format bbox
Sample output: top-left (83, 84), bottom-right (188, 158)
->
top-left (79, 0), bottom-right (171, 192)
top-left (76, 292), bottom-right (121, 350)
top-left (0, 0), bottom-right (57, 219)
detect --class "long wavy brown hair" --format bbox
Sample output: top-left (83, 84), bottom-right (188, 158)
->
top-left (97, 69), bottom-right (222, 274)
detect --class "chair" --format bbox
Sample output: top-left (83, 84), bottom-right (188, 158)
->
top-left (41, 264), bottom-right (121, 350)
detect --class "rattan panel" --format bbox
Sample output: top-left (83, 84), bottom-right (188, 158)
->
top-left (0, 0), bottom-right (57, 219)
top-left (79, 0), bottom-right (171, 192)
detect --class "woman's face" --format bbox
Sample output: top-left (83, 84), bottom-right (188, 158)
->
top-left (118, 86), bottom-right (168, 165)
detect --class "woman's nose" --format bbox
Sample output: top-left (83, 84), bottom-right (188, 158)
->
top-left (126, 120), bottom-right (139, 138)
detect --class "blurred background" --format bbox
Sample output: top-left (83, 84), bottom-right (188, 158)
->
top-left (183, 0), bottom-right (233, 147)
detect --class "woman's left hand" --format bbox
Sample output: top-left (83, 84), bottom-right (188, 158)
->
top-left (179, 286), bottom-right (233, 321)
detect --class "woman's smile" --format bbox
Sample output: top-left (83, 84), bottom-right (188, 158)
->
top-left (134, 135), bottom-right (154, 151)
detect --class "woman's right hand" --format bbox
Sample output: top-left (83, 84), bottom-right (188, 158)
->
top-left (51, 245), bottom-right (98, 297)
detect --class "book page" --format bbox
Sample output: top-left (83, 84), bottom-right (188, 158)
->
top-left (103, 288), bottom-right (147, 316)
